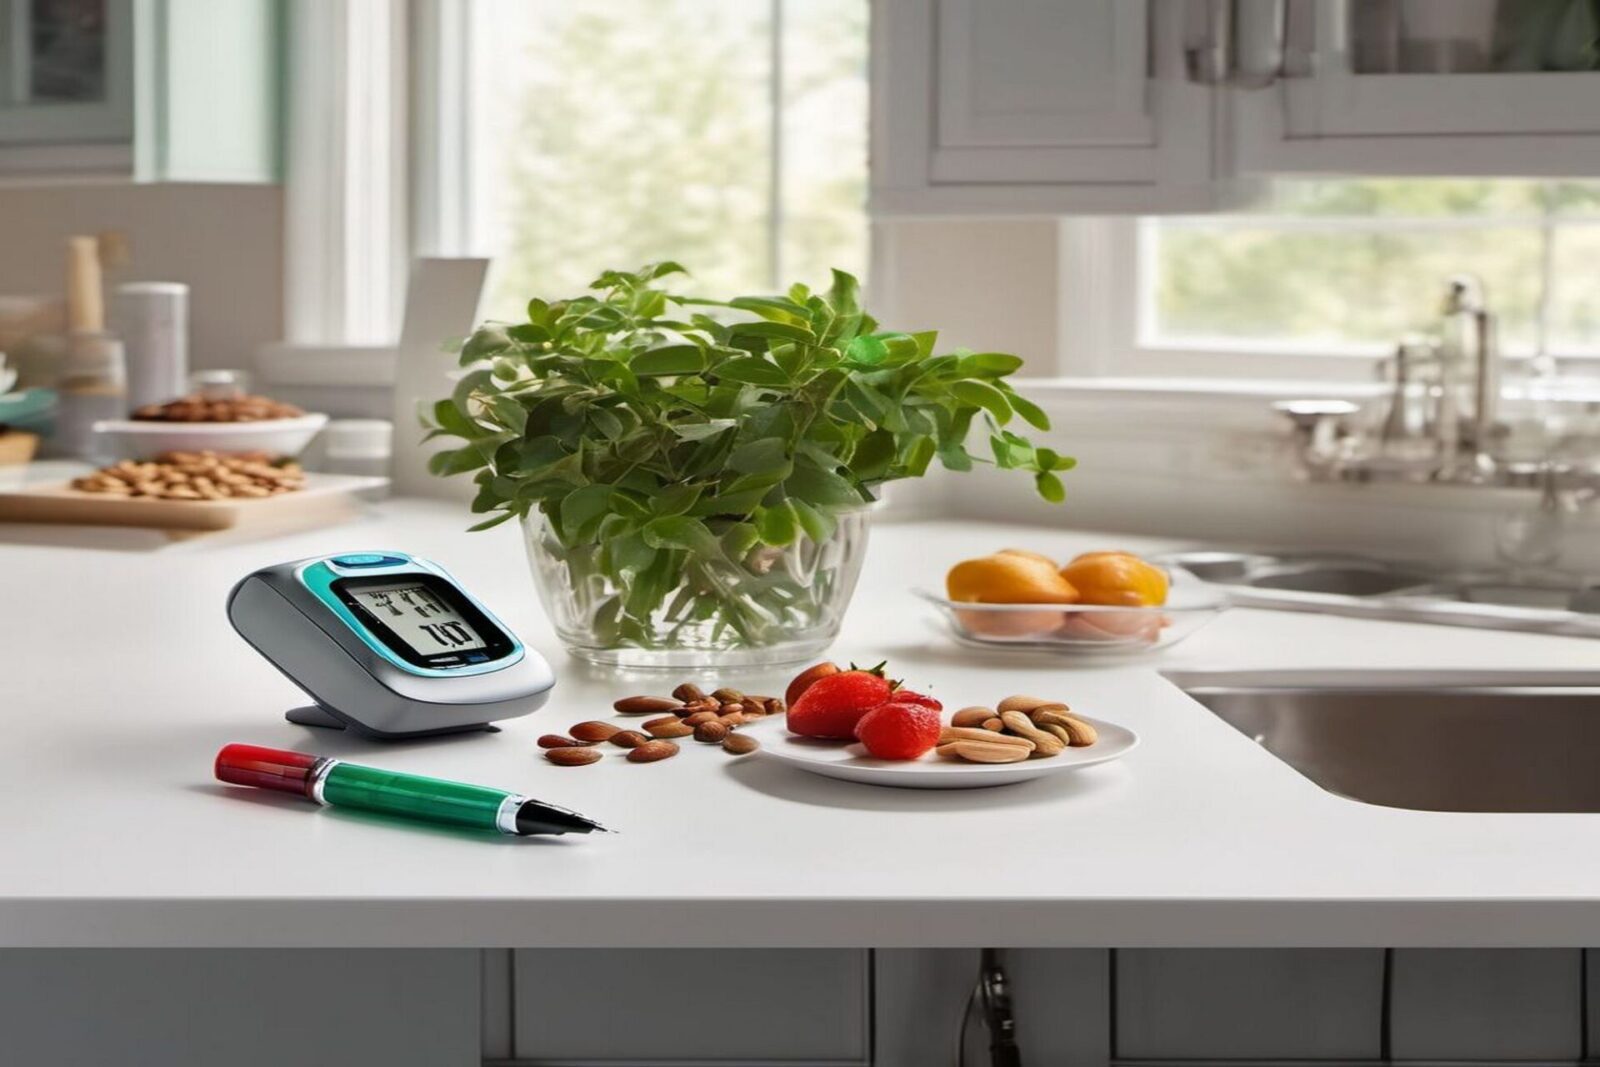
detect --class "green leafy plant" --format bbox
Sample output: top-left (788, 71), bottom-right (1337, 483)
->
top-left (425, 263), bottom-right (1072, 649)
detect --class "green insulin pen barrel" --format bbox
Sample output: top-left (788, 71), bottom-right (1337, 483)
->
top-left (214, 744), bottom-right (521, 834)
top-left (319, 762), bottom-right (517, 833)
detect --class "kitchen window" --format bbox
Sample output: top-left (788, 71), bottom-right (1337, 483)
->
top-left (279, 0), bottom-right (867, 356)
top-left (433, 0), bottom-right (868, 323)
top-left (1066, 178), bottom-right (1600, 383)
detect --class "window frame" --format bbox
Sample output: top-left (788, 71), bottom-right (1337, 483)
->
top-left (1060, 207), bottom-right (1600, 387)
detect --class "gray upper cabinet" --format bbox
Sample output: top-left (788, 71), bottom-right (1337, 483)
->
top-left (1234, 0), bottom-right (1600, 177)
top-left (872, 0), bottom-right (1600, 218)
top-left (872, 0), bottom-right (1230, 216)
top-left (0, 0), bottom-right (280, 182)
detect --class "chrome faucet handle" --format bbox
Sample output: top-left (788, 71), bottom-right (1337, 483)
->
top-left (1274, 399), bottom-right (1360, 474)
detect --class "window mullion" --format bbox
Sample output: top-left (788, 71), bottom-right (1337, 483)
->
top-left (767, 0), bottom-right (785, 290)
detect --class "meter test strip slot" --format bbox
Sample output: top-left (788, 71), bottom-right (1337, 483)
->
top-left (227, 552), bottom-right (556, 739)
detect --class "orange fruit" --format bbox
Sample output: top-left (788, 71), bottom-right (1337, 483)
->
top-left (1058, 551), bottom-right (1169, 607)
top-left (946, 552), bottom-right (1080, 605)
top-left (995, 547), bottom-right (1059, 568)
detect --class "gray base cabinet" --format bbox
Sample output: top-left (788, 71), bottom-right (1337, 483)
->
top-left (3, 947), bottom-right (1596, 1065)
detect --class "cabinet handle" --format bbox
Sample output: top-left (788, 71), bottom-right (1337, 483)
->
top-left (1187, 0), bottom-right (1286, 87)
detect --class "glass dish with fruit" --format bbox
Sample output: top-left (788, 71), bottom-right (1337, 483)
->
top-left (918, 548), bottom-right (1227, 656)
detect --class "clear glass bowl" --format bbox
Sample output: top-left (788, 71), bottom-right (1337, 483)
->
top-left (916, 568), bottom-right (1227, 657)
top-left (523, 507), bottom-right (870, 669)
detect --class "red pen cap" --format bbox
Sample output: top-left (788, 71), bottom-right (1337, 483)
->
top-left (214, 744), bottom-right (321, 797)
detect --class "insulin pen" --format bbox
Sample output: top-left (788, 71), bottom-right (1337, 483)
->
top-left (214, 744), bottom-right (609, 836)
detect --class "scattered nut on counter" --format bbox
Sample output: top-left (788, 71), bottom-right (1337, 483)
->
top-left (936, 694), bottom-right (1098, 764)
top-left (541, 681), bottom-right (778, 765)
top-left (132, 393), bottom-right (304, 422)
top-left (71, 451), bottom-right (306, 501)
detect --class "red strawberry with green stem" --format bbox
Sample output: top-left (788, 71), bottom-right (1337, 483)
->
top-left (786, 662), bottom-right (896, 739)
top-left (855, 702), bottom-right (943, 760)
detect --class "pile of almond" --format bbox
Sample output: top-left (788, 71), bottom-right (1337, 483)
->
top-left (540, 682), bottom-right (780, 766)
top-left (938, 694), bottom-right (1097, 764)
top-left (133, 393), bottom-right (304, 422)
top-left (71, 451), bottom-right (306, 500)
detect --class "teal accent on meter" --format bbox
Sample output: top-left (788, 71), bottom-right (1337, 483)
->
top-left (226, 552), bottom-right (556, 739)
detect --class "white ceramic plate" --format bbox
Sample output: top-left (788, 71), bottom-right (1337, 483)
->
top-left (93, 413), bottom-right (328, 459)
top-left (756, 714), bottom-right (1137, 789)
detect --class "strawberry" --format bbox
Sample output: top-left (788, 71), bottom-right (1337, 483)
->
top-left (854, 702), bottom-right (943, 760)
top-left (785, 661), bottom-right (841, 708)
top-left (893, 689), bottom-right (943, 713)
top-left (786, 664), bottom-right (894, 739)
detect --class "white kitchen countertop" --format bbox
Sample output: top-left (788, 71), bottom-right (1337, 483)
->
top-left (6, 501), bottom-right (1600, 949)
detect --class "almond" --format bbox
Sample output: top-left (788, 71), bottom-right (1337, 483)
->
top-left (647, 721), bottom-right (694, 739)
top-left (763, 697), bottom-right (786, 716)
top-left (1033, 709), bottom-right (1097, 746)
top-left (642, 715), bottom-right (683, 732)
top-left (693, 721), bottom-right (730, 743)
top-left (719, 701), bottom-right (746, 715)
top-left (938, 726), bottom-right (1032, 749)
top-left (997, 695), bottom-right (1056, 715)
top-left (537, 734), bottom-right (591, 749)
top-left (672, 683), bottom-right (708, 703)
top-left (627, 740), bottom-right (679, 763)
top-left (1039, 723), bottom-right (1073, 747)
top-left (950, 706), bottom-right (996, 728)
top-left (937, 740), bottom-right (1031, 764)
top-left (717, 712), bottom-right (748, 727)
top-left (545, 747), bottom-right (602, 766)
top-left (1027, 703), bottom-right (1072, 721)
top-left (999, 710), bottom-right (1065, 757)
top-left (608, 730), bottom-right (649, 749)
top-left (982, 718), bottom-right (1005, 732)
top-left (570, 721), bottom-right (620, 743)
top-left (683, 710), bottom-right (719, 726)
top-left (711, 687), bottom-right (744, 703)
top-left (722, 733), bottom-right (760, 755)
top-left (613, 695), bottom-right (682, 716)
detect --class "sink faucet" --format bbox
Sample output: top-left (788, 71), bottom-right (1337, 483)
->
top-left (1278, 275), bottom-right (1508, 485)
top-left (1439, 274), bottom-right (1501, 476)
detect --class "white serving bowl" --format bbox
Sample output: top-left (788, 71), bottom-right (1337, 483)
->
top-left (93, 413), bottom-right (328, 460)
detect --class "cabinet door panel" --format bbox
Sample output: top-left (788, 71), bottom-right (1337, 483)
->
top-left (936, 1), bottom-right (1151, 149)
top-left (1116, 948), bottom-right (1384, 1060)
top-left (872, 0), bottom-right (1225, 215)
top-left (1237, 2), bottom-right (1600, 177)
top-left (1390, 949), bottom-right (1581, 1061)
top-left (0, 949), bottom-right (480, 1067)
top-left (512, 948), bottom-right (868, 1062)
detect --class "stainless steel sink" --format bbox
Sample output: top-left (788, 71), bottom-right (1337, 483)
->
top-left (1185, 682), bottom-right (1600, 812)
top-left (1162, 549), bottom-right (1600, 637)
top-left (1248, 565), bottom-right (1431, 597)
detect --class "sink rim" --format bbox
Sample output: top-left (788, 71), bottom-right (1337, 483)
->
top-left (1172, 671), bottom-right (1600, 814)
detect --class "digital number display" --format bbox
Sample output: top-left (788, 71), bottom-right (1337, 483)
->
top-left (349, 582), bottom-right (488, 656)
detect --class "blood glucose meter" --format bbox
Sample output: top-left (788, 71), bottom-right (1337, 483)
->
top-left (227, 552), bottom-right (555, 738)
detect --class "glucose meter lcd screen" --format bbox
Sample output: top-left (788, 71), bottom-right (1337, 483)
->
top-left (349, 582), bottom-right (489, 656)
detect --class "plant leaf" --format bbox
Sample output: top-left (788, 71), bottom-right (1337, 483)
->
top-left (632, 344), bottom-right (706, 376)
top-left (713, 356), bottom-right (790, 387)
top-left (951, 379), bottom-right (1013, 425)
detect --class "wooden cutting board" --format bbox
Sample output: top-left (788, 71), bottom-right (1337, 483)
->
top-left (0, 473), bottom-right (388, 531)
